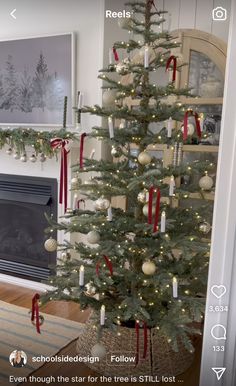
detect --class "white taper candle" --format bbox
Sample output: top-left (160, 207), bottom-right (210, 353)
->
top-left (73, 193), bottom-right (78, 210)
top-left (161, 211), bottom-right (166, 233)
top-left (169, 175), bottom-right (175, 196)
top-left (107, 206), bottom-right (113, 221)
top-left (90, 149), bottom-right (95, 160)
top-left (144, 46), bottom-right (149, 68)
top-left (108, 116), bottom-right (114, 139)
top-left (78, 93), bottom-right (83, 109)
top-left (79, 265), bottom-right (85, 286)
top-left (173, 277), bottom-right (178, 298)
top-left (167, 117), bottom-right (173, 138)
top-left (100, 305), bottom-right (106, 325)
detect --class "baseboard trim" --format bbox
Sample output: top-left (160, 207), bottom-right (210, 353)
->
top-left (0, 273), bottom-right (53, 292)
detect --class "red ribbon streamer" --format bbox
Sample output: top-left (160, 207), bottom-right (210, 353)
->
top-left (148, 187), bottom-right (161, 232)
top-left (183, 110), bottom-right (202, 141)
top-left (96, 255), bottom-right (113, 277)
top-left (51, 138), bottom-right (70, 213)
top-left (113, 48), bottom-right (119, 62)
top-left (31, 293), bottom-right (41, 334)
top-left (148, 186), bottom-right (154, 225)
top-left (80, 133), bottom-right (87, 169)
top-left (166, 55), bottom-right (177, 82)
top-left (135, 321), bottom-right (148, 365)
top-left (153, 189), bottom-right (161, 233)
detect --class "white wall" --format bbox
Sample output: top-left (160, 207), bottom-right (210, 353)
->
top-left (104, 0), bottom-right (230, 58)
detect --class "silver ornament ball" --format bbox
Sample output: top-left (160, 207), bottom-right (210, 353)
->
top-left (181, 123), bottom-right (195, 136)
top-left (102, 90), bottom-right (117, 107)
top-left (137, 190), bottom-right (148, 203)
top-left (94, 197), bottom-right (110, 211)
top-left (199, 174), bottom-right (214, 191)
top-left (199, 222), bottom-right (211, 234)
top-left (142, 203), bottom-right (156, 217)
top-left (87, 230), bottom-right (100, 244)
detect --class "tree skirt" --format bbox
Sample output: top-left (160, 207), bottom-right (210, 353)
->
top-left (0, 301), bottom-right (84, 383)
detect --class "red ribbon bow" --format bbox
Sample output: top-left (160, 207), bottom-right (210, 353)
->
top-left (80, 133), bottom-right (87, 169)
top-left (166, 55), bottom-right (177, 82)
top-left (135, 321), bottom-right (148, 365)
top-left (31, 293), bottom-right (41, 334)
top-left (96, 255), bottom-right (113, 277)
top-left (148, 187), bottom-right (161, 233)
top-left (113, 48), bottom-right (119, 62)
top-left (183, 110), bottom-right (201, 141)
top-left (51, 138), bottom-right (70, 213)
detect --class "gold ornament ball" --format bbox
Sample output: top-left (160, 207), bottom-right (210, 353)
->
top-left (102, 90), bottom-right (117, 106)
top-left (137, 190), bottom-right (148, 204)
top-left (94, 197), bottom-right (110, 211)
top-left (181, 123), bottom-right (195, 136)
top-left (199, 222), bottom-right (211, 234)
top-left (199, 175), bottom-right (214, 190)
top-left (142, 261), bottom-right (156, 275)
top-left (142, 203), bottom-right (155, 217)
top-left (138, 151), bottom-right (152, 165)
top-left (87, 230), bottom-right (100, 244)
top-left (44, 238), bottom-right (57, 252)
top-left (91, 343), bottom-right (106, 360)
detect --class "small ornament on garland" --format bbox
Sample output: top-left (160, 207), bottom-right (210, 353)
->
top-left (6, 148), bottom-right (13, 155)
top-left (44, 237), bottom-right (57, 252)
top-left (142, 260), bottom-right (156, 275)
top-left (85, 282), bottom-right (96, 296)
top-left (111, 146), bottom-right (121, 158)
top-left (138, 151), bottom-right (152, 166)
top-left (30, 293), bottom-right (44, 334)
top-left (30, 154), bottom-right (37, 163)
top-left (199, 221), bottom-right (211, 234)
top-left (116, 58), bottom-right (130, 74)
top-left (87, 230), bottom-right (100, 244)
top-left (91, 343), bottom-right (106, 360)
top-left (199, 172), bottom-right (214, 191)
top-left (94, 197), bottom-right (110, 211)
top-left (20, 153), bottom-right (27, 162)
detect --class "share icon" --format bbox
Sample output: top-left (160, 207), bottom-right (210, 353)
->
top-left (212, 367), bottom-right (226, 381)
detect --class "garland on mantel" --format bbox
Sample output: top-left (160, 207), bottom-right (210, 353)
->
top-left (0, 128), bottom-right (78, 161)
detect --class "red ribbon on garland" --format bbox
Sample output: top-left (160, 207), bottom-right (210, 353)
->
top-left (31, 293), bottom-right (41, 334)
top-left (183, 110), bottom-right (201, 141)
top-left (135, 321), bottom-right (148, 365)
top-left (51, 138), bottom-right (70, 213)
top-left (96, 255), bottom-right (113, 277)
top-left (80, 133), bottom-right (87, 169)
top-left (113, 48), bottom-right (119, 62)
top-left (166, 55), bottom-right (177, 82)
top-left (148, 187), bottom-right (161, 233)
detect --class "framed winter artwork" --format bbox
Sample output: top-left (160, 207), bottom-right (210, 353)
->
top-left (0, 33), bottom-right (75, 127)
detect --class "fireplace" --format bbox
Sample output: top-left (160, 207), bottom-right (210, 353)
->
top-left (0, 174), bottom-right (57, 282)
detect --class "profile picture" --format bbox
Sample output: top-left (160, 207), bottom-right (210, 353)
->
top-left (9, 350), bottom-right (27, 368)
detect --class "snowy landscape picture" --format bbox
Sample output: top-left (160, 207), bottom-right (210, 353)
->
top-left (0, 34), bottom-right (74, 126)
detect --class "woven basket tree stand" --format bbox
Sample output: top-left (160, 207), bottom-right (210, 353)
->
top-left (77, 318), bottom-right (194, 378)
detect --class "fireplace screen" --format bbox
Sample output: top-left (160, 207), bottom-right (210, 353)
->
top-left (0, 175), bottom-right (57, 281)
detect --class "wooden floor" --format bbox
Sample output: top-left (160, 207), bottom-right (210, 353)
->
top-left (0, 283), bottom-right (202, 386)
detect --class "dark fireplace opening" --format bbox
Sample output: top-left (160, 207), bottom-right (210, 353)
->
top-left (0, 174), bottom-right (57, 282)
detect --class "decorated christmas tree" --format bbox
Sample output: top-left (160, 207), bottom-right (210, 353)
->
top-left (44, 0), bottom-right (215, 375)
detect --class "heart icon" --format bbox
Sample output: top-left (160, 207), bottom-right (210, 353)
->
top-left (211, 285), bottom-right (227, 299)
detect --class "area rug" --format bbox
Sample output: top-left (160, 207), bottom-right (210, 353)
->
top-left (0, 300), bottom-right (84, 383)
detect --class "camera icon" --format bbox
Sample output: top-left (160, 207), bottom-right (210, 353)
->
top-left (212, 6), bottom-right (227, 21)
